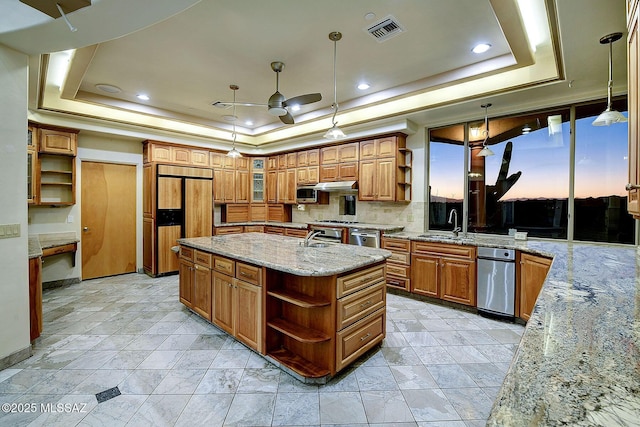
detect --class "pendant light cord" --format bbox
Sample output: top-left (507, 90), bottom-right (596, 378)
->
top-left (331, 36), bottom-right (339, 126)
top-left (606, 39), bottom-right (613, 111)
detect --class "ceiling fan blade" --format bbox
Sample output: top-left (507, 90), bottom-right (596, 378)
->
top-left (284, 93), bottom-right (322, 107)
top-left (279, 112), bottom-right (294, 125)
top-left (213, 101), bottom-right (267, 108)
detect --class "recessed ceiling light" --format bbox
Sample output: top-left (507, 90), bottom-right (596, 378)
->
top-left (245, 120), bottom-right (253, 126)
top-left (357, 82), bottom-right (370, 90)
top-left (136, 94), bottom-right (150, 101)
top-left (95, 83), bottom-right (121, 94)
top-left (364, 12), bottom-right (376, 21)
top-left (222, 115), bottom-right (237, 122)
top-left (472, 43), bottom-right (492, 54)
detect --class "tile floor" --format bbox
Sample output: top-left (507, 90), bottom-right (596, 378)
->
top-left (0, 273), bottom-right (524, 426)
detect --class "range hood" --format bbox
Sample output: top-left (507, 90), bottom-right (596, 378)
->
top-left (312, 181), bottom-right (357, 191)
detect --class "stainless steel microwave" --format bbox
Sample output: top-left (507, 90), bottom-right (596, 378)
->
top-left (296, 186), bottom-right (319, 203)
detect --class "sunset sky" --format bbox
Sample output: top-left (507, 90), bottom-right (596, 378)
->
top-left (430, 113), bottom-right (629, 201)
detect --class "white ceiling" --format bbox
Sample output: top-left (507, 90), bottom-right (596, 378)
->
top-left (0, 0), bottom-right (629, 152)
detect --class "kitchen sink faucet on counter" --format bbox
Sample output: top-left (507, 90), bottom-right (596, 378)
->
top-left (177, 233), bottom-right (392, 382)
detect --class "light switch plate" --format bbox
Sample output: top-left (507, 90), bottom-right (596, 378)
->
top-left (0, 223), bottom-right (20, 239)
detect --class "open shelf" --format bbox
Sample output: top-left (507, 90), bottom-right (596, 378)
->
top-left (267, 318), bottom-right (331, 343)
top-left (267, 289), bottom-right (331, 308)
top-left (267, 348), bottom-right (330, 378)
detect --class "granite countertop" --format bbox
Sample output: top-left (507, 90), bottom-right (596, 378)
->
top-left (215, 221), bottom-right (405, 233)
top-left (28, 232), bottom-right (79, 259)
top-left (178, 233), bottom-right (392, 276)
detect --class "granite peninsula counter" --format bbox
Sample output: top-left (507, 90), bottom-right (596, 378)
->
top-left (177, 233), bottom-right (392, 381)
top-left (384, 232), bottom-right (640, 425)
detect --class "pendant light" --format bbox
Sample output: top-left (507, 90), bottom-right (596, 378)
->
top-left (593, 32), bottom-right (627, 126)
top-left (226, 84), bottom-right (242, 158)
top-left (477, 103), bottom-right (494, 157)
top-left (324, 31), bottom-right (346, 140)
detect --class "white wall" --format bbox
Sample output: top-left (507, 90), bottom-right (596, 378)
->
top-left (0, 44), bottom-right (31, 362)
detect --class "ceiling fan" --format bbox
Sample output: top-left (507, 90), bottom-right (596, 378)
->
top-left (213, 61), bottom-right (322, 125)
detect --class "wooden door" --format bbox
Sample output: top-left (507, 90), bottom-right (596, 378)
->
top-left (359, 140), bottom-right (377, 160)
top-left (519, 253), bottom-right (552, 321)
top-left (193, 264), bottom-right (212, 321)
top-left (376, 158), bottom-right (396, 201)
top-left (285, 169), bottom-right (297, 204)
top-left (213, 271), bottom-right (234, 334)
top-left (235, 280), bottom-right (261, 351)
top-left (223, 169), bottom-right (235, 203)
top-left (266, 170), bottom-right (278, 203)
top-left (410, 254), bottom-right (439, 298)
top-left (235, 170), bottom-right (250, 203)
top-left (358, 160), bottom-right (376, 200)
top-left (338, 162), bottom-right (358, 181)
top-left (319, 164), bottom-right (338, 182)
top-left (376, 136), bottom-right (397, 157)
top-left (440, 257), bottom-right (476, 306)
top-left (81, 161), bottom-right (136, 279)
top-left (185, 178), bottom-right (212, 238)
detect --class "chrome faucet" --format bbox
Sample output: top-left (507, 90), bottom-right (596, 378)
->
top-left (448, 209), bottom-right (461, 237)
top-left (303, 230), bottom-right (322, 247)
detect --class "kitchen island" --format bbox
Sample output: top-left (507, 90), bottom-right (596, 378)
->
top-left (177, 233), bottom-right (392, 382)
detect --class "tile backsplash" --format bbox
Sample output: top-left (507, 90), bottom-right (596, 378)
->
top-left (292, 192), bottom-right (423, 233)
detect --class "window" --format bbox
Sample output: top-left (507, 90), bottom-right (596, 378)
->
top-left (429, 125), bottom-right (464, 231)
top-left (574, 101), bottom-right (634, 243)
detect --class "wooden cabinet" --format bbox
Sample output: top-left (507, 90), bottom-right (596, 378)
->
top-left (179, 247), bottom-right (212, 321)
top-left (358, 135), bottom-right (411, 202)
top-left (411, 242), bottom-right (477, 306)
top-left (382, 237), bottom-right (411, 291)
top-left (359, 136), bottom-right (397, 160)
top-left (297, 148), bottom-right (319, 167)
top-left (193, 262), bottom-right (212, 321)
top-left (212, 257), bottom-right (262, 351)
top-left (215, 225), bottom-right (244, 235)
top-left (251, 158), bottom-right (266, 203)
top-left (27, 125), bottom-right (38, 204)
top-left (171, 146), bottom-right (191, 165)
top-left (319, 162), bottom-right (358, 182)
top-left (210, 151), bottom-right (236, 169)
top-left (250, 203), bottom-right (267, 221)
top-left (320, 143), bottom-right (359, 183)
top-left (235, 169), bottom-right (250, 203)
top-left (297, 166), bottom-right (319, 185)
top-left (359, 157), bottom-right (395, 201)
top-left (214, 168), bottom-right (236, 204)
top-left (284, 228), bottom-right (308, 238)
top-left (266, 170), bottom-right (278, 203)
top-left (157, 225), bottom-right (181, 275)
top-left (628, 0), bottom-right (640, 217)
top-left (38, 127), bottom-right (78, 155)
top-left (320, 143), bottom-right (358, 164)
top-left (267, 204), bottom-right (291, 222)
top-left (285, 168), bottom-right (297, 203)
top-left (518, 253), bottom-right (552, 321)
top-left (191, 149), bottom-right (210, 167)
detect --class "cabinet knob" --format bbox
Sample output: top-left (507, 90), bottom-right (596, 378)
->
top-left (83, 227), bottom-right (89, 232)
top-left (626, 183), bottom-right (640, 191)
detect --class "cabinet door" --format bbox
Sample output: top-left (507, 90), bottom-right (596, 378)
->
top-left (307, 149), bottom-right (320, 166)
top-left (285, 169), bottom-right (297, 203)
top-left (27, 148), bottom-right (36, 204)
top-left (440, 257), bottom-right (476, 306)
top-left (235, 280), bottom-right (262, 351)
top-left (39, 128), bottom-right (77, 155)
top-left (359, 140), bottom-right (377, 160)
top-left (213, 169), bottom-right (224, 203)
top-left (375, 157), bottom-right (396, 201)
top-left (267, 156), bottom-right (279, 170)
top-left (519, 253), bottom-right (552, 321)
top-left (185, 179), bottom-right (213, 237)
top-left (143, 164), bottom-right (153, 216)
top-left (628, 16), bottom-right (639, 216)
top-left (411, 254), bottom-right (439, 297)
top-left (235, 156), bottom-right (250, 171)
top-left (251, 172), bottom-right (265, 203)
top-left (179, 258), bottom-right (194, 307)
top-left (319, 164), bottom-right (338, 182)
top-left (143, 217), bottom-right (155, 274)
top-left (235, 169), bottom-right (250, 203)
top-left (266, 170), bottom-right (278, 203)
top-left (213, 271), bottom-right (234, 334)
top-left (191, 149), bottom-right (210, 167)
top-left (376, 136), bottom-right (397, 158)
top-left (320, 146), bottom-right (339, 164)
top-left (223, 169), bottom-right (236, 203)
top-left (358, 160), bottom-right (376, 200)
top-left (158, 177), bottom-right (182, 209)
top-left (338, 143), bottom-right (359, 162)
top-left (193, 265), bottom-right (212, 321)
top-left (157, 225), bottom-right (181, 274)
top-left (171, 146), bottom-right (191, 165)
top-left (307, 166), bottom-right (319, 184)
top-left (286, 153), bottom-right (297, 168)
top-left (277, 170), bottom-right (286, 203)
top-left (297, 167), bottom-right (308, 185)
top-left (338, 162), bottom-right (358, 181)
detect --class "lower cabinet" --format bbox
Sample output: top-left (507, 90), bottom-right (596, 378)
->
top-left (178, 247), bottom-right (212, 321)
top-left (382, 237), bottom-right (411, 291)
top-left (410, 242), bottom-right (477, 306)
top-left (212, 257), bottom-right (262, 352)
top-left (518, 252), bottom-right (552, 321)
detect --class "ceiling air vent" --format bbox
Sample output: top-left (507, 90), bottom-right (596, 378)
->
top-left (365, 15), bottom-right (405, 42)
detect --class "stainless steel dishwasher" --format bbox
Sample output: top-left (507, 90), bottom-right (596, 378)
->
top-left (477, 247), bottom-right (516, 317)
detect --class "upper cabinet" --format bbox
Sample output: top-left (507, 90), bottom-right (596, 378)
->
top-left (28, 123), bottom-right (78, 206)
top-left (627, 0), bottom-right (640, 217)
top-left (358, 135), bottom-right (411, 202)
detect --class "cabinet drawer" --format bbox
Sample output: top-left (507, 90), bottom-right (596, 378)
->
top-left (388, 251), bottom-right (410, 265)
top-left (412, 241), bottom-right (476, 259)
top-left (337, 281), bottom-right (385, 330)
top-left (382, 238), bottom-right (410, 252)
top-left (336, 308), bottom-right (385, 372)
top-left (180, 246), bottom-right (194, 261)
top-left (386, 263), bottom-right (410, 278)
top-left (386, 276), bottom-right (410, 291)
top-left (215, 226), bottom-right (244, 235)
top-left (236, 262), bottom-right (262, 286)
top-left (244, 225), bottom-right (265, 233)
top-left (337, 264), bottom-right (386, 298)
top-left (213, 256), bottom-right (235, 275)
top-left (194, 250), bottom-right (212, 268)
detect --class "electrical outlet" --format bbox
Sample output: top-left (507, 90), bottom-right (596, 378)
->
top-left (0, 223), bottom-right (20, 239)
top-left (67, 215), bottom-right (74, 223)
top-left (297, 204), bottom-right (306, 211)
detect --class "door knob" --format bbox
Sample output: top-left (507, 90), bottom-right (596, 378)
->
top-left (625, 183), bottom-right (640, 191)
top-left (83, 227), bottom-right (89, 231)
